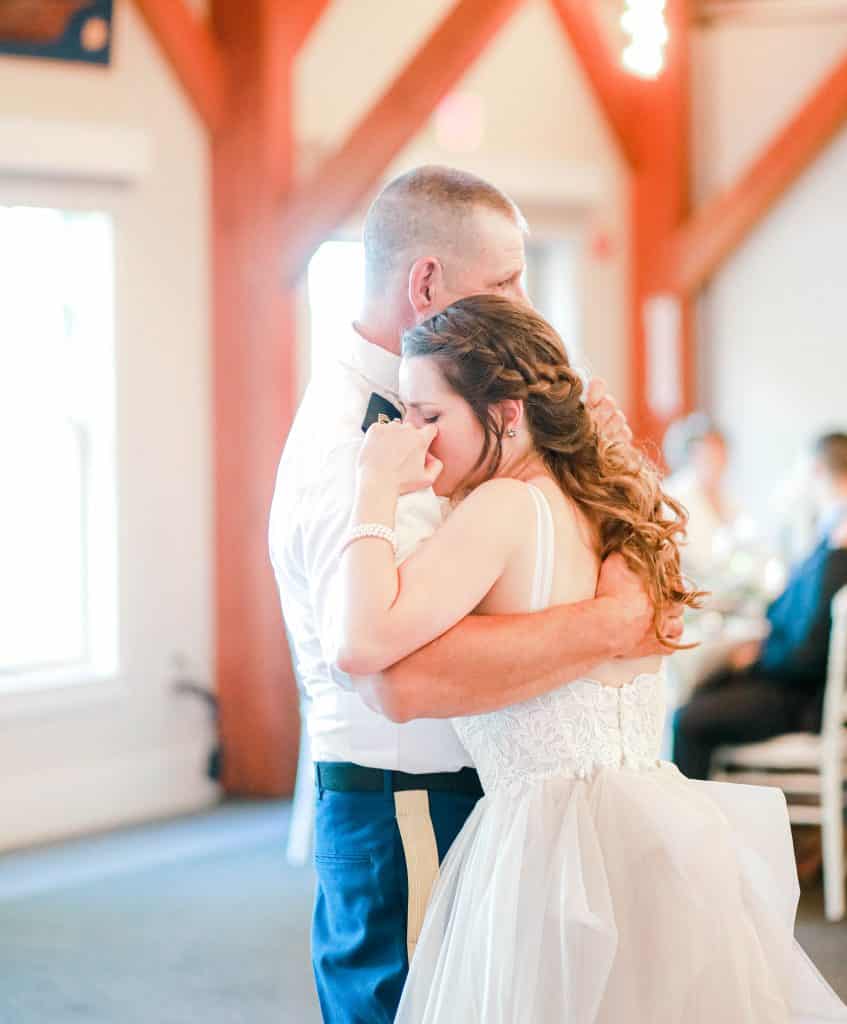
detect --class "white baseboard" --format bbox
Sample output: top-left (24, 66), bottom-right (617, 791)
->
top-left (0, 739), bottom-right (221, 853)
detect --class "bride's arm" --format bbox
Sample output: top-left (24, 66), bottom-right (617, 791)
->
top-left (334, 394), bottom-right (683, 721)
top-left (357, 556), bottom-right (673, 722)
top-left (334, 461), bottom-right (526, 676)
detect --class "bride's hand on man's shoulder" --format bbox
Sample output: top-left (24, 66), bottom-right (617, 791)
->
top-left (595, 553), bottom-right (684, 659)
top-left (358, 420), bottom-right (443, 495)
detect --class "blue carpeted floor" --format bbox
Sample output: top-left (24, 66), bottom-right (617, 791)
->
top-left (0, 801), bottom-right (844, 1023)
top-left (0, 803), bottom-right (321, 1024)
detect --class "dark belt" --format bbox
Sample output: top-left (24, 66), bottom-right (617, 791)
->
top-left (315, 761), bottom-right (483, 797)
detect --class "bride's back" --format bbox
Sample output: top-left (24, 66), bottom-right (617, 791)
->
top-left (473, 474), bottom-right (661, 687)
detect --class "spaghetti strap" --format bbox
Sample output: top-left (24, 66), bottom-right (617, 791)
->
top-left (526, 483), bottom-right (555, 612)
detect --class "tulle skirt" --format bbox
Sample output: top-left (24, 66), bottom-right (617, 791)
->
top-left (395, 762), bottom-right (847, 1023)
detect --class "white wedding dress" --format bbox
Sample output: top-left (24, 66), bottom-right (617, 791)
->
top-left (395, 484), bottom-right (847, 1023)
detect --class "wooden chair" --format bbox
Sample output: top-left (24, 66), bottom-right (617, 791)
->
top-left (711, 586), bottom-right (847, 921)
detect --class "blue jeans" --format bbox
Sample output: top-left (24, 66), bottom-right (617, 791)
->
top-left (312, 775), bottom-right (480, 1023)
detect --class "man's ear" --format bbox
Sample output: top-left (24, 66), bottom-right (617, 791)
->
top-left (408, 256), bottom-right (445, 320)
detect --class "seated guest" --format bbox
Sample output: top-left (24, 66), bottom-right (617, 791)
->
top-left (663, 414), bottom-right (738, 581)
top-left (673, 432), bottom-right (847, 780)
top-left (768, 451), bottom-right (821, 567)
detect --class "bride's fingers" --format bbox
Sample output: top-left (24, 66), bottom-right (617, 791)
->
top-left (419, 423), bottom-right (438, 446)
top-left (423, 453), bottom-right (443, 485)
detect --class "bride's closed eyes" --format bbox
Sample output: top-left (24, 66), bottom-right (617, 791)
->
top-left (403, 402), bottom-right (441, 426)
top-left (400, 354), bottom-right (488, 498)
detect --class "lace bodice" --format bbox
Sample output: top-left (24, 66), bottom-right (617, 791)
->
top-left (452, 673), bottom-right (665, 794)
top-left (451, 484), bottom-right (665, 794)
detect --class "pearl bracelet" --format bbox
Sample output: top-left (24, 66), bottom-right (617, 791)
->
top-left (341, 523), bottom-right (399, 558)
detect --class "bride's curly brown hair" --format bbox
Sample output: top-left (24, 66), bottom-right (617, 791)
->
top-left (402, 294), bottom-right (702, 641)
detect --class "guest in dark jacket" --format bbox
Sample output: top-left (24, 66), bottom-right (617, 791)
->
top-left (673, 433), bottom-right (847, 780)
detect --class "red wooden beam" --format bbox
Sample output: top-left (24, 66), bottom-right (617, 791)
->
top-left (251, 1), bottom-right (333, 195)
top-left (628, 0), bottom-right (694, 445)
top-left (665, 51), bottom-right (847, 295)
top-left (547, 0), bottom-right (641, 169)
top-left (260, 0), bottom-right (301, 191)
top-left (288, 0), bottom-right (333, 55)
top-left (277, 0), bottom-right (528, 283)
top-left (210, 0), bottom-right (300, 795)
top-left (132, 0), bottom-right (227, 134)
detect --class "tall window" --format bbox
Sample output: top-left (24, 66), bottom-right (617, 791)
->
top-left (307, 237), bottom-right (580, 373)
top-left (0, 205), bottom-right (118, 688)
top-left (524, 238), bottom-right (581, 364)
top-left (307, 240), bottom-right (366, 377)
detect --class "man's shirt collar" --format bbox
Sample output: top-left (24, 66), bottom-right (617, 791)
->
top-left (343, 322), bottom-right (401, 399)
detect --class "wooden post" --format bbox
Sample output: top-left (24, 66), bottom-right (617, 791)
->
top-left (132, 0), bottom-right (227, 134)
top-left (209, 0), bottom-right (300, 794)
top-left (548, 0), bottom-right (693, 447)
top-left (627, 0), bottom-right (693, 448)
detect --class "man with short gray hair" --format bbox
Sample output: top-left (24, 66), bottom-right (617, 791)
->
top-left (270, 165), bottom-right (681, 1023)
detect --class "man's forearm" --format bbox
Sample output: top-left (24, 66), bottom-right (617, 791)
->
top-left (357, 598), bottom-right (624, 722)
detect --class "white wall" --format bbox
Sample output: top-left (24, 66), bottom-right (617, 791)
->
top-left (693, 22), bottom-right (847, 523)
top-left (0, 1), bottom-right (217, 850)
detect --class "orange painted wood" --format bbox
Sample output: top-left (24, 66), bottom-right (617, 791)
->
top-left (547, 0), bottom-right (641, 169)
top-left (258, 1), bottom-right (331, 196)
top-left (277, 0), bottom-right (528, 283)
top-left (209, 0), bottom-right (300, 795)
top-left (545, 0), bottom-right (690, 442)
top-left (289, 0), bottom-right (333, 55)
top-left (132, 0), bottom-right (227, 134)
top-left (666, 52), bottom-right (847, 295)
top-left (628, 0), bottom-right (694, 446)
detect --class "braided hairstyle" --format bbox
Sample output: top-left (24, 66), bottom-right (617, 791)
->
top-left (402, 294), bottom-right (702, 639)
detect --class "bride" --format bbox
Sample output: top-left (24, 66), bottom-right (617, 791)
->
top-left (331, 294), bottom-right (846, 1023)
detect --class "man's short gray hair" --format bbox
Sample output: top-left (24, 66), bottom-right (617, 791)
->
top-left (362, 165), bottom-right (526, 291)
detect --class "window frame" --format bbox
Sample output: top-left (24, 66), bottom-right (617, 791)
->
top-left (0, 179), bottom-right (122, 699)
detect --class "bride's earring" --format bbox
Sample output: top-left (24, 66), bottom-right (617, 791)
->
top-left (506, 428), bottom-right (517, 438)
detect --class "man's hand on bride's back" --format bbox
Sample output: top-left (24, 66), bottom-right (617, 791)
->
top-left (595, 553), bottom-right (684, 658)
top-left (585, 379), bottom-right (632, 448)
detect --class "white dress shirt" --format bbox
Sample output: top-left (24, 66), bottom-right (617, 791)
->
top-left (269, 325), bottom-right (473, 772)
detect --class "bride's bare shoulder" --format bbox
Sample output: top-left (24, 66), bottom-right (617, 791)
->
top-left (458, 477), bottom-right (540, 512)
top-left (449, 478), bottom-right (539, 540)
